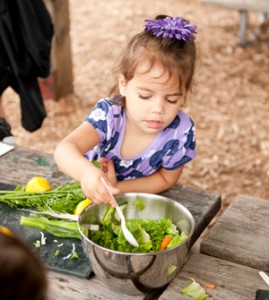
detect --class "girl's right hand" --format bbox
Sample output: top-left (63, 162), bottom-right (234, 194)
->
top-left (80, 166), bottom-right (119, 207)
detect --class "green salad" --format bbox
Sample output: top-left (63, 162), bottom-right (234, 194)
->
top-left (88, 202), bottom-right (188, 253)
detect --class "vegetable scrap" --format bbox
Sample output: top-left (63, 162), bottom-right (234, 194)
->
top-left (34, 240), bottom-right (41, 248)
top-left (40, 232), bottom-right (47, 245)
top-left (205, 283), bottom-right (216, 289)
top-left (181, 278), bottom-right (209, 300)
top-left (63, 243), bottom-right (79, 260)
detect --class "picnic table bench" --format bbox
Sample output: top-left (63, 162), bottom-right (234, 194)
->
top-left (201, 0), bottom-right (269, 46)
top-left (1, 146), bottom-right (268, 299)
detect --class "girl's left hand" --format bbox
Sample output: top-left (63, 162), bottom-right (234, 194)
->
top-left (99, 157), bottom-right (118, 186)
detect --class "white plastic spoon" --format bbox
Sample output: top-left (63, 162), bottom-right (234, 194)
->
top-left (100, 177), bottom-right (139, 247)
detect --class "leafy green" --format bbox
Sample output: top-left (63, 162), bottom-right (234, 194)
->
top-left (181, 279), bottom-right (209, 300)
top-left (0, 180), bottom-right (86, 214)
top-left (167, 232), bottom-right (188, 249)
top-left (88, 206), bottom-right (188, 253)
top-left (133, 199), bottom-right (145, 211)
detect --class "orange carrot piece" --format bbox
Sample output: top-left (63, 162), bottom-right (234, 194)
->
top-left (205, 283), bottom-right (216, 289)
top-left (160, 235), bottom-right (172, 250)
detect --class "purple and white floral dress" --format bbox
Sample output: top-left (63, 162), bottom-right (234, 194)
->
top-left (84, 98), bottom-right (196, 181)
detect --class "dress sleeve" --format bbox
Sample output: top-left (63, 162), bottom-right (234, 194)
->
top-left (159, 115), bottom-right (197, 170)
top-left (84, 99), bottom-right (111, 142)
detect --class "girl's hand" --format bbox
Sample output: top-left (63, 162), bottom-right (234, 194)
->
top-left (99, 157), bottom-right (118, 186)
top-left (80, 164), bottom-right (119, 207)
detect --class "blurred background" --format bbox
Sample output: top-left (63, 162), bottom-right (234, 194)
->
top-left (2, 0), bottom-right (269, 211)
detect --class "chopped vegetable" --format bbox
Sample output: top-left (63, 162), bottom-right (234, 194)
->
top-left (34, 240), bottom-right (41, 248)
top-left (205, 283), bottom-right (216, 289)
top-left (133, 199), bottom-right (145, 211)
top-left (63, 243), bottom-right (78, 260)
top-left (181, 278), bottom-right (209, 300)
top-left (160, 235), bottom-right (172, 250)
top-left (20, 216), bottom-right (84, 239)
top-left (71, 251), bottom-right (79, 259)
top-left (88, 206), bottom-right (188, 253)
top-left (54, 250), bottom-right (59, 256)
top-left (40, 232), bottom-right (47, 245)
top-left (167, 232), bottom-right (188, 249)
top-left (63, 253), bottom-right (71, 260)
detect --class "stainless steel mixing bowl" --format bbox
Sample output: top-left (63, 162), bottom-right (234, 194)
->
top-left (78, 193), bottom-right (195, 296)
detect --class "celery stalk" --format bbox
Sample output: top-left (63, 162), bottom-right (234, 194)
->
top-left (20, 216), bottom-right (83, 239)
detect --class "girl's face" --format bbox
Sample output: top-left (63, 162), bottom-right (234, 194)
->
top-left (118, 62), bottom-right (185, 135)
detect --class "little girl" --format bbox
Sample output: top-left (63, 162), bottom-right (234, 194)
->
top-left (54, 15), bottom-right (197, 207)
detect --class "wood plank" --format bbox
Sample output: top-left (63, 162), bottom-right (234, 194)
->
top-left (159, 252), bottom-right (269, 300)
top-left (200, 194), bottom-right (269, 272)
top-left (47, 271), bottom-right (143, 300)
top-left (0, 146), bottom-right (69, 187)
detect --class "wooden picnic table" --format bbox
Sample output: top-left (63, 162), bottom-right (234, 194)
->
top-left (1, 146), bottom-right (268, 299)
top-left (160, 194), bottom-right (269, 299)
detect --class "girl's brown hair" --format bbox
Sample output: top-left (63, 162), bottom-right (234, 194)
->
top-left (0, 230), bottom-right (48, 300)
top-left (110, 15), bottom-right (196, 100)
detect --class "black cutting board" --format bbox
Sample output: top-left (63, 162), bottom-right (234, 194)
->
top-left (0, 182), bottom-right (92, 278)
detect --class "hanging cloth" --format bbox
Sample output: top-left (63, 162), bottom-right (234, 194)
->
top-left (0, 0), bottom-right (53, 132)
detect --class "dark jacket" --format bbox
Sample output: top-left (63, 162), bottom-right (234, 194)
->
top-left (0, 0), bottom-right (53, 132)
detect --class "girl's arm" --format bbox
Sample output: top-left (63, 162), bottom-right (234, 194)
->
top-left (109, 164), bottom-right (184, 194)
top-left (54, 122), bottom-right (118, 206)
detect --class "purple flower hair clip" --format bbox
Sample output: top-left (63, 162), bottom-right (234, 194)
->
top-left (145, 16), bottom-right (197, 41)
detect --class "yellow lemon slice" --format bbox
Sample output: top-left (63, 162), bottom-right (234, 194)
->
top-left (74, 198), bottom-right (92, 215)
top-left (25, 176), bottom-right (51, 193)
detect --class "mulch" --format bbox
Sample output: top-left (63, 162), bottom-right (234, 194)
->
top-left (3, 0), bottom-right (269, 215)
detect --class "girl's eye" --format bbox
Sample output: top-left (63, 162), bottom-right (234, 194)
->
top-left (167, 99), bottom-right (179, 104)
top-left (139, 94), bottom-right (150, 100)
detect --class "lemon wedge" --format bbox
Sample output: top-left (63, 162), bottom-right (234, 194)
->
top-left (25, 176), bottom-right (51, 192)
top-left (74, 198), bottom-right (92, 215)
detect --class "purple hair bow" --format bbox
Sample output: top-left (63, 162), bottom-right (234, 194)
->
top-left (145, 16), bottom-right (197, 41)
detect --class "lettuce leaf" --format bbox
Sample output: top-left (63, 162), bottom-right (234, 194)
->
top-left (88, 205), bottom-right (188, 253)
top-left (181, 279), bottom-right (209, 300)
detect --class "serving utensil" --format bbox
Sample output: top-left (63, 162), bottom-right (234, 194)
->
top-left (100, 177), bottom-right (139, 247)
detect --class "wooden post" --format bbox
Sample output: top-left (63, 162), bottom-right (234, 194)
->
top-left (44, 0), bottom-right (74, 99)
